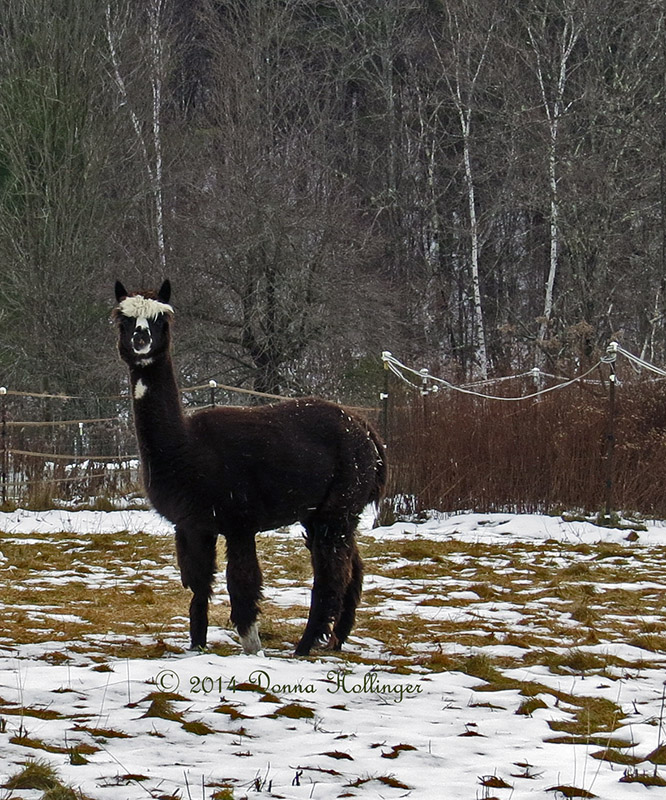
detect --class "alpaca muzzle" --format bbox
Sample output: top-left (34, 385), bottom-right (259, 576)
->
top-left (132, 329), bottom-right (152, 355)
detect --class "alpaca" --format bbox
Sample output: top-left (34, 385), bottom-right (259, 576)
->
top-left (113, 280), bottom-right (387, 656)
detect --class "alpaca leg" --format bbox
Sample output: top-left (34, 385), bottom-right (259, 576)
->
top-left (225, 533), bottom-right (263, 654)
top-left (175, 526), bottom-right (217, 649)
top-left (295, 521), bottom-right (354, 656)
top-left (330, 540), bottom-right (363, 650)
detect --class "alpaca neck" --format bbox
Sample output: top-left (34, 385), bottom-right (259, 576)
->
top-left (128, 354), bottom-right (188, 464)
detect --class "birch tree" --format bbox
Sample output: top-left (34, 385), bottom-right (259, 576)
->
top-left (105, 0), bottom-right (169, 276)
top-left (431, 5), bottom-right (497, 379)
top-left (524, 8), bottom-right (582, 362)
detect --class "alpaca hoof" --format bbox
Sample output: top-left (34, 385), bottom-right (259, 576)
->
top-left (239, 622), bottom-right (262, 655)
top-left (324, 633), bottom-right (342, 651)
top-left (294, 637), bottom-right (314, 657)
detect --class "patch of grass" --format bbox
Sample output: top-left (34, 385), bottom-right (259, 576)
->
top-left (347, 775), bottom-right (412, 790)
top-left (541, 648), bottom-right (609, 675)
top-left (377, 775), bottom-right (412, 789)
top-left (68, 747), bottom-right (89, 766)
top-left (479, 774), bottom-right (512, 789)
top-left (0, 703), bottom-right (67, 720)
top-left (321, 750), bottom-right (353, 760)
top-left (590, 748), bottom-right (641, 765)
top-left (9, 732), bottom-right (67, 754)
top-left (545, 735), bottom-right (635, 747)
top-left (73, 724), bottom-right (131, 740)
top-left (213, 704), bottom-right (250, 720)
top-left (516, 697), bottom-right (548, 716)
top-left (620, 768), bottom-right (666, 786)
top-left (271, 702), bottom-right (315, 720)
top-left (457, 653), bottom-right (504, 683)
top-left (646, 744), bottom-right (666, 764)
top-left (42, 786), bottom-right (82, 800)
top-left (381, 744), bottom-right (417, 759)
top-left (547, 695), bottom-right (624, 736)
top-left (3, 759), bottom-right (61, 790)
top-left (182, 719), bottom-right (216, 735)
top-left (628, 632), bottom-right (666, 652)
top-left (546, 785), bottom-right (597, 798)
top-left (141, 693), bottom-right (185, 722)
top-left (211, 789), bottom-right (235, 800)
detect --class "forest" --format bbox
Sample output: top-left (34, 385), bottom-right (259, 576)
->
top-left (0, 0), bottom-right (664, 404)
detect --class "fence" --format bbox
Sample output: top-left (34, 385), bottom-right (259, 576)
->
top-left (381, 346), bottom-right (666, 520)
top-left (4, 345), bottom-right (666, 517)
top-left (0, 380), bottom-right (296, 509)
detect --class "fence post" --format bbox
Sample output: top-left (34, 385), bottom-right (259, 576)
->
top-left (420, 368), bottom-right (430, 423)
top-left (603, 342), bottom-right (618, 521)
top-left (0, 387), bottom-right (7, 505)
top-left (380, 352), bottom-right (391, 446)
top-left (209, 379), bottom-right (217, 408)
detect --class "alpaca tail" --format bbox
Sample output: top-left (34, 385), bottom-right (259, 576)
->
top-left (367, 422), bottom-right (388, 505)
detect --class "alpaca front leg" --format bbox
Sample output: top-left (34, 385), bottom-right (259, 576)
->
top-left (175, 526), bottom-right (217, 650)
top-left (225, 533), bottom-right (264, 654)
top-left (189, 592), bottom-right (209, 650)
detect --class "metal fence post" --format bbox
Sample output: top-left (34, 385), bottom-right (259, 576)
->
top-left (603, 342), bottom-right (618, 521)
top-left (1, 387), bottom-right (7, 505)
top-left (380, 352), bottom-right (391, 446)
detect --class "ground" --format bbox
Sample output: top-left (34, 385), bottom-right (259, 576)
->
top-left (0, 508), bottom-right (665, 799)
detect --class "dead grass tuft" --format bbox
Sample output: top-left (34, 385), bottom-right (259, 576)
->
top-left (3, 759), bottom-right (61, 790)
top-left (620, 768), bottom-right (666, 786)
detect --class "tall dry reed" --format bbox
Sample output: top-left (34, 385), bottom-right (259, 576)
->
top-left (384, 377), bottom-right (666, 518)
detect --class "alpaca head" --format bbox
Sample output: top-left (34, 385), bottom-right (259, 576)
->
top-left (114, 280), bottom-right (174, 367)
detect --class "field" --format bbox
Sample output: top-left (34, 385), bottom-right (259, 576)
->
top-left (1, 508), bottom-right (666, 799)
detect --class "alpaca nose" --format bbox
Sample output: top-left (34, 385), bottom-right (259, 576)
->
top-left (132, 330), bottom-right (152, 353)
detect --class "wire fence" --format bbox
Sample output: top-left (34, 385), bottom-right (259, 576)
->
top-left (3, 343), bottom-right (666, 518)
top-left (0, 378), bottom-right (381, 509)
top-left (0, 380), bottom-right (295, 508)
top-left (380, 344), bottom-right (666, 520)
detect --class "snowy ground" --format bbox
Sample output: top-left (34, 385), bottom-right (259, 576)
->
top-left (1, 508), bottom-right (666, 799)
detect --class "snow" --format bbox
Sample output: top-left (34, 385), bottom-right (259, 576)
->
top-left (1, 508), bottom-right (666, 799)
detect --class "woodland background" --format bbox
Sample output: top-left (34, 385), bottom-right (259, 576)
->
top-left (0, 0), bottom-right (664, 404)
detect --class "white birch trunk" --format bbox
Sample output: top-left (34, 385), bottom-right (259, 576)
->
top-left (460, 109), bottom-right (488, 378)
top-left (432, 11), bottom-right (494, 379)
top-left (530, 18), bottom-right (580, 362)
top-left (149, 0), bottom-right (166, 274)
top-left (105, 1), bottom-right (167, 274)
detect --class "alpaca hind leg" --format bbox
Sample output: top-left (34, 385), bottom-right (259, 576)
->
top-left (295, 521), bottom-right (354, 656)
top-left (175, 526), bottom-right (217, 649)
top-left (330, 541), bottom-right (363, 650)
top-left (225, 533), bottom-right (263, 654)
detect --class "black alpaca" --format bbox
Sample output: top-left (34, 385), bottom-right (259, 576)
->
top-left (113, 280), bottom-right (387, 656)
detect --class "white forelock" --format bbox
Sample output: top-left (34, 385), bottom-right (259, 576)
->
top-left (118, 295), bottom-right (173, 319)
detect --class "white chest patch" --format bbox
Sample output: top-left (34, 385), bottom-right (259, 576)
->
top-left (134, 379), bottom-right (148, 400)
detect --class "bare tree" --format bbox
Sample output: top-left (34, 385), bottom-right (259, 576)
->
top-left (167, 0), bottom-right (388, 397)
top-left (523, 5), bottom-right (583, 363)
top-left (0, 0), bottom-right (116, 394)
top-left (105, 0), bottom-right (170, 276)
top-left (428, 3), bottom-right (500, 378)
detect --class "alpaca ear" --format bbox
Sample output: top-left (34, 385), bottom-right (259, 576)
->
top-left (158, 279), bottom-right (171, 304)
top-left (115, 281), bottom-right (128, 302)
